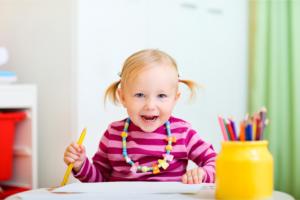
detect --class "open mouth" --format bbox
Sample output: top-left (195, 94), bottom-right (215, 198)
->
top-left (141, 115), bottom-right (158, 121)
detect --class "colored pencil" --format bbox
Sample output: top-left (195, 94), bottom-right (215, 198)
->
top-left (239, 122), bottom-right (246, 141)
top-left (226, 120), bottom-right (236, 141)
top-left (218, 107), bottom-right (268, 141)
top-left (61, 128), bottom-right (87, 186)
top-left (218, 116), bottom-right (228, 140)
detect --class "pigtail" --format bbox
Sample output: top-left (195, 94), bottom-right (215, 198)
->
top-left (179, 79), bottom-right (200, 100)
top-left (104, 80), bottom-right (121, 105)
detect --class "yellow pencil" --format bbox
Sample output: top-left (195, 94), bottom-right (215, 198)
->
top-left (61, 128), bottom-right (87, 186)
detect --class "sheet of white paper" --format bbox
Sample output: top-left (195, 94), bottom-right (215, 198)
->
top-left (52, 182), bottom-right (215, 194)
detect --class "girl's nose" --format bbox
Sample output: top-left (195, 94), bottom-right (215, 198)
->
top-left (144, 98), bottom-right (156, 110)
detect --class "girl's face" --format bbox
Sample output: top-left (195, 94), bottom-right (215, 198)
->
top-left (118, 63), bottom-right (180, 132)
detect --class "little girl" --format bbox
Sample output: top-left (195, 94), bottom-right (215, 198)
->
top-left (64, 49), bottom-right (217, 184)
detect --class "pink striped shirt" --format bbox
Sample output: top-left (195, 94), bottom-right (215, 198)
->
top-left (73, 116), bottom-right (216, 183)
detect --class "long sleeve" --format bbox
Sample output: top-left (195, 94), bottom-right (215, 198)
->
top-left (73, 130), bottom-right (112, 182)
top-left (185, 129), bottom-right (217, 183)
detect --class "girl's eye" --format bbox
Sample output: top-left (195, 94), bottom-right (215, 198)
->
top-left (134, 93), bottom-right (145, 98)
top-left (158, 94), bottom-right (167, 98)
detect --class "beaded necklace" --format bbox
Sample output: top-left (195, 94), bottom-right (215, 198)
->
top-left (121, 118), bottom-right (176, 174)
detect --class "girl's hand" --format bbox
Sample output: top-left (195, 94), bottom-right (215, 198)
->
top-left (182, 167), bottom-right (205, 184)
top-left (63, 142), bottom-right (86, 172)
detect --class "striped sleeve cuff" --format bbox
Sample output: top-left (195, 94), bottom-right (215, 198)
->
top-left (202, 165), bottom-right (216, 183)
top-left (72, 157), bottom-right (89, 180)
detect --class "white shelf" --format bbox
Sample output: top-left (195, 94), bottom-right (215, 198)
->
top-left (0, 84), bottom-right (37, 189)
top-left (13, 145), bottom-right (32, 157)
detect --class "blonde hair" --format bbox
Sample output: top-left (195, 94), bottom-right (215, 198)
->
top-left (104, 49), bottom-right (198, 105)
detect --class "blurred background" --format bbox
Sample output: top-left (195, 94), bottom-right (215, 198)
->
top-left (0, 0), bottom-right (299, 199)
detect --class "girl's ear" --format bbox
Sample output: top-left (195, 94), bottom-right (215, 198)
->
top-left (117, 88), bottom-right (126, 107)
top-left (175, 91), bottom-right (181, 101)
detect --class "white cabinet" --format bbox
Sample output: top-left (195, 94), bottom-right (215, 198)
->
top-left (0, 84), bottom-right (37, 189)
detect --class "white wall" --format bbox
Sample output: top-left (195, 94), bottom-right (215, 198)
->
top-left (0, 0), bottom-right (76, 187)
top-left (0, 0), bottom-right (248, 187)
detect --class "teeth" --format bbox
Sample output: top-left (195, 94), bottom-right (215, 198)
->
top-left (142, 116), bottom-right (157, 120)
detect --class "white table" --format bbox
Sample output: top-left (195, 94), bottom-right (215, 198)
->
top-left (5, 182), bottom-right (295, 200)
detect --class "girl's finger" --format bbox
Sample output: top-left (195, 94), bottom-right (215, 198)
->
top-left (71, 143), bottom-right (81, 152)
top-left (192, 168), bottom-right (199, 184)
top-left (65, 152), bottom-right (79, 161)
top-left (186, 170), bottom-right (193, 184)
top-left (198, 168), bottom-right (204, 183)
top-left (70, 145), bottom-right (83, 156)
top-left (79, 144), bottom-right (86, 153)
top-left (64, 156), bottom-right (75, 165)
top-left (68, 145), bottom-right (78, 154)
top-left (182, 173), bottom-right (188, 184)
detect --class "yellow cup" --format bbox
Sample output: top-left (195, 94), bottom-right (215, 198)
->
top-left (216, 141), bottom-right (273, 200)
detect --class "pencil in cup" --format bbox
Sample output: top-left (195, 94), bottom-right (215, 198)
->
top-left (61, 128), bottom-right (87, 186)
top-left (218, 107), bottom-right (268, 141)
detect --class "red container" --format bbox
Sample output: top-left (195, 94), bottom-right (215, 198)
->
top-left (0, 111), bottom-right (26, 181)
